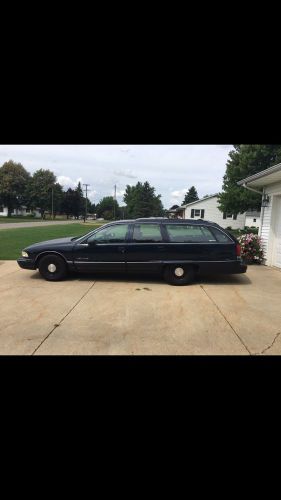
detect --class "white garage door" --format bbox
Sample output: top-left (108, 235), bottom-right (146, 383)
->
top-left (273, 196), bottom-right (281, 268)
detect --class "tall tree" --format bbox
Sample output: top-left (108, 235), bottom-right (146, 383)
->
top-left (123, 181), bottom-right (164, 218)
top-left (26, 169), bottom-right (57, 218)
top-left (61, 188), bottom-right (76, 219)
top-left (96, 196), bottom-right (119, 220)
top-left (0, 160), bottom-right (30, 216)
top-left (75, 182), bottom-right (85, 218)
top-left (182, 186), bottom-right (199, 205)
top-left (218, 145), bottom-right (281, 214)
top-left (52, 183), bottom-right (64, 218)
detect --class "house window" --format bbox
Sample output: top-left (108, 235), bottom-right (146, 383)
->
top-left (26, 209), bottom-right (30, 213)
top-left (253, 218), bottom-right (256, 222)
top-left (191, 209), bottom-right (205, 219)
top-left (226, 213), bottom-right (233, 218)
top-left (0, 206), bottom-right (4, 212)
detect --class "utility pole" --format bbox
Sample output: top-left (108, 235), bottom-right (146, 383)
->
top-left (51, 187), bottom-right (54, 220)
top-left (113, 184), bottom-right (116, 220)
top-left (83, 184), bottom-right (90, 223)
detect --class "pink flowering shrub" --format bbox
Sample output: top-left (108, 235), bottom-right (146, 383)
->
top-left (238, 233), bottom-right (264, 263)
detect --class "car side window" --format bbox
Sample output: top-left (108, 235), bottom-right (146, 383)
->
top-left (132, 224), bottom-right (163, 243)
top-left (87, 224), bottom-right (129, 244)
top-left (165, 224), bottom-right (215, 242)
top-left (210, 227), bottom-right (233, 243)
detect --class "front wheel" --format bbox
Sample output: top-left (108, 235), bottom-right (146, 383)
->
top-left (163, 265), bottom-right (195, 286)
top-left (38, 254), bottom-right (68, 281)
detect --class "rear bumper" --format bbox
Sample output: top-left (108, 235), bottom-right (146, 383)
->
top-left (17, 258), bottom-right (37, 270)
top-left (197, 260), bottom-right (247, 274)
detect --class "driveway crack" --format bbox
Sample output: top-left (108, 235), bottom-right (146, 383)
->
top-left (257, 331), bottom-right (281, 355)
top-left (31, 281), bottom-right (97, 355)
top-left (200, 285), bottom-right (251, 355)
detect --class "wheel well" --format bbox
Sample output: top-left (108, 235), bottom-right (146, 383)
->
top-left (35, 252), bottom-right (68, 268)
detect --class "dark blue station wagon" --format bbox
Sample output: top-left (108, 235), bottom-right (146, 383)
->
top-left (17, 218), bottom-right (247, 285)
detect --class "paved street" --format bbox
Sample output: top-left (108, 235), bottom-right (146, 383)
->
top-left (0, 261), bottom-right (280, 355)
top-left (0, 220), bottom-right (80, 230)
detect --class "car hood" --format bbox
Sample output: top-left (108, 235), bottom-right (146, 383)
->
top-left (25, 237), bottom-right (76, 251)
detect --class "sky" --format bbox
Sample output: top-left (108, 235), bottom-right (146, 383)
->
top-left (0, 145), bottom-right (233, 209)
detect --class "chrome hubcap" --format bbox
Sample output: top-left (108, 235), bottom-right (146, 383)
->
top-left (174, 267), bottom-right (184, 277)
top-left (48, 263), bottom-right (57, 273)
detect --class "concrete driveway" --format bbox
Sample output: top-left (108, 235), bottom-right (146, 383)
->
top-left (0, 261), bottom-right (280, 355)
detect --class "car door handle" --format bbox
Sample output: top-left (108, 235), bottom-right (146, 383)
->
top-left (118, 246), bottom-right (126, 253)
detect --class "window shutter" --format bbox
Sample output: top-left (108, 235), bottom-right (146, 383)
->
top-left (233, 213), bottom-right (237, 220)
top-left (223, 213), bottom-right (226, 219)
top-left (191, 209), bottom-right (194, 218)
top-left (201, 209), bottom-right (205, 219)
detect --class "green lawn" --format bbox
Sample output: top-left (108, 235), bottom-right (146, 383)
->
top-left (0, 223), bottom-right (105, 260)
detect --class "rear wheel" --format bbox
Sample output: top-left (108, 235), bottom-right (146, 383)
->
top-left (38, 254), bottom-right (68, 281)
top-left (163, 264), bottom-right (195, 286)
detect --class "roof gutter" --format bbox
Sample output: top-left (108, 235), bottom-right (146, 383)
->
top-left (239, 183), bottom-right (263, 195)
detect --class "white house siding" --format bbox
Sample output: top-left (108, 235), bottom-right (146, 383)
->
top-left (259, 199), bottom-right (273, 263)
top-left (0, 206), bottom-right (8, 216)
top-left (183, 196), bottom-right (246, 230)
top-left (245, 215), bottom-right (261, 229)
top-left (0, 206), bottom-right (41, 218)
top-left (260, 181), bottom-right (281, 265)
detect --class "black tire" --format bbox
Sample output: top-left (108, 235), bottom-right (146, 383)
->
top-left (163, 264), bottom-right (195, 286)
top-left (38, 254), bottom-right (68, 281)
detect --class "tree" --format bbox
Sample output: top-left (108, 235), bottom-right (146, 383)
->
top-left (52, 183), bottom-right (64, 218)
top-left (75, 182), bottom-right (85, 218)
top-left (25, 169), bottom-right (57, 219)
top-left (0, 160), bottom-right (30, 216)
top-left (123, 181), bottom-right (164, 219)
top-left (218, 145), bottom-right (281, 214)
top-left (62, 184), bottom-right (85, 219)
top-left (182, 186), bottom-right (199, 205)
top-left (96, 196), bottom-right (119, 220)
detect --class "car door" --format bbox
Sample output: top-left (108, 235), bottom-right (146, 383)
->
top-left (126, 223), bottom-right (166, 273)
top-left (72, 223), bottom-right (130, 273)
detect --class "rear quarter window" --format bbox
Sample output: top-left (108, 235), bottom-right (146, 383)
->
top-left (210, 227), bottom-right (233, 243)
top-left (165, 224), bottom-right (216, 243)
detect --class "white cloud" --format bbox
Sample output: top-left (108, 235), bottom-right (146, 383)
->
top-left (171, 188), bottom-right (188, 199)
top-left (113, 169), bottom-right (137, 179)
top-left (57, 176), bottom-right (83, 190)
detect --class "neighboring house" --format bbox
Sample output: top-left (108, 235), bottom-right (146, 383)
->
top-left (245, 210), bottom-right (261, 229)
top-left (238, 162), bottom-right (281, 269)
top-left (0, 205), bottom-right (41, 218)
top-left (174, 194), bottom-right (246, 230)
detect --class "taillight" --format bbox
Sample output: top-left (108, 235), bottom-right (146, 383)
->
top-left (236, 244), bottom-right (241, 257)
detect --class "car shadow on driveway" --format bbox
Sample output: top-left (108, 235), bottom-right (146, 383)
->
top-left (29, 270), bottom-right (251, 286)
